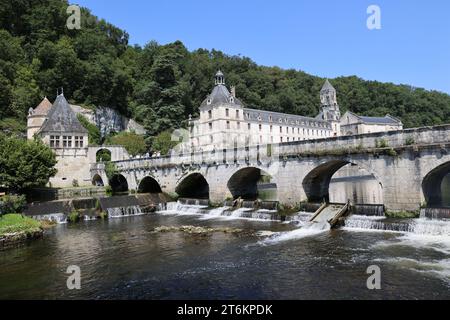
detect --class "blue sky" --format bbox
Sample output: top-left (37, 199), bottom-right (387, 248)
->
top-left (75, 0), bottom-right (450, 94)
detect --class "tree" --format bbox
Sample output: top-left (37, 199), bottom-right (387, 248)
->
top-left (151, 131), bottom-right (178, 156)
top-left (0, 134), bottom-right (57, 192)
top-left (106, 132), bottom-right (147, 156)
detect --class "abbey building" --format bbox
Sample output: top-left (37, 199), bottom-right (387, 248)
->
top-left (188, 71), bottom-right (402, 151)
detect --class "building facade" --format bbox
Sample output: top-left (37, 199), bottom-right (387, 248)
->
top-left (188, 71), bottom-right (338, 152)
top-left (340, 111), bottom-right (403, 136)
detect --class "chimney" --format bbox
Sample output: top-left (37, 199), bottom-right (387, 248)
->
top-left (231, 86), bottom-right (236, 98)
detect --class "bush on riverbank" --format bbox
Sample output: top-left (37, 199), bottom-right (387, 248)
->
top-left (0, 214), bottom-right (42, 236)
top-left (0, 195), bottom-right (26, 217)
top-left (68, 211), bottom-right (81, 223)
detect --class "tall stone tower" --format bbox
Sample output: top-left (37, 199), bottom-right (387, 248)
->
top-left (320, 79), bottom-right (341, 136)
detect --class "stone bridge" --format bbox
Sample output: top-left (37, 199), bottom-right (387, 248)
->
top-left (91, 125), bottom-right (450, 213)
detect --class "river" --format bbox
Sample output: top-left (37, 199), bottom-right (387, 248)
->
top-left (0, 204), bottom-right (449, 300)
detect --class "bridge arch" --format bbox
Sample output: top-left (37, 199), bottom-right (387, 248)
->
top-left (92, 174), bottom-right (104, 187)
top-left (227, 167), bottom-right (278, 201)
top-left (138, 176), bottom-right (162, 194)
top-left (303, 160), bottom-right (382, 204)
top-left (96, 149), bottom-right (112, 162)
top-left (109, 174), bottom-right (129, 193)
top-left (422, 161), bottom-right (450, 207)
top-left (176, 172), bottom-right (210, 199)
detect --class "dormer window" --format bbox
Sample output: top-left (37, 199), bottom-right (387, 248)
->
top-left (229, 97), bottom-right (234, 103)
top-left (207, 98), bottom-right (212, 105)
top-left (269, 116), bottom-right (273, 122)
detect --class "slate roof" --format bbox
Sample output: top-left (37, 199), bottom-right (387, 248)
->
top-left (321, 79), bottom-right (335, 92)
top-left (200, 84), bottom-right (244, 108)
top-left (33, 97), bottom-right (53, 115)
top-left (39, 94), bottom-right (88, 134)
top-left (358, 115), bottom-right (401, 125)
top-left (346, 111), bottom-right (402, 125)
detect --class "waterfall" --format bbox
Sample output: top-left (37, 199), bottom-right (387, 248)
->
top-left (34, 213), bottom-right (67, 224)
top-left (107, 206), bottom-right (143, 218)
top-left (261, 221), bottom-right (331, 244)
top-left (344, 215), bottom-right (450, 237)
top-left (159, 201), bottom-right (279, 221)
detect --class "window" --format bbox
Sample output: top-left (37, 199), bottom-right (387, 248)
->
top-left (259, 124), bottom-right (262, 131)
top-left (270, 125), bottom-right (273, 133)
top-left (236, 110), bottom-right (240, 119)
top-left (248, 123), bottom-right (251, 130)
top-left (209, 123), bottom-right (213, 131)
top-left (287, 137), bottom-right (290, 142)
top-left (210, 135), bottom-right (214, 143)
top-left (280, 126), bottom-right (282, 133)
top-left (75, 136), bottom-right (83, 148)
top-left (237, 122), bottom-right (241, 129)
top-left (226, 108), bottom-right (229, 117)
top-left (227, 121), bottom-right (230, 129)
top-left (50, 135), bottom-right (60, 148)
top-left (63, 136), bottom-right (72, 148)
top-left (280, 137), bottom-right (283, 143)
top-left (208, 110), bottom-right (212, 119)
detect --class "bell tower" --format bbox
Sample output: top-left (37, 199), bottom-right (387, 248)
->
top-left (320, 79), bottom-right (341, 136)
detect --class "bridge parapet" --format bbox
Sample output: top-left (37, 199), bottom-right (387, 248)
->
top-left (113, 125), bottom-right (450, 171)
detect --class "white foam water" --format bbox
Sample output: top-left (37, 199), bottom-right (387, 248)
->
top-left (159, 202), bottom-right (278, 222)
top-left (107, 206), bottom-right (144, 219)
top-left (374, 257), bottom-right (450, 284)
top-left (34, 213), bottom-right (67, 224)
top-left (261, 221), bottom-right (331, 245)
top-left (344, 216), bottom-right (450, 237)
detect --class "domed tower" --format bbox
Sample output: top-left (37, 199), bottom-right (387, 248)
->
top-left (320, 79), bottom-right (341, 136)
top-left (214, 70), bottom-right (225, 85)
top-left (27, 97), bottom-right (53, 140)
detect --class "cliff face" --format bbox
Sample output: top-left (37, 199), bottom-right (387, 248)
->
top-left (70, 105), bottom-right (146, 137)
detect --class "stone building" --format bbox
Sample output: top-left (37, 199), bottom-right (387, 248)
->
top-left (28, 93), bottom-right (91, 187)
top-left (188, 71), bottom-right (337, 151)
top-left (27, 94), bottom-right (134, 188)
top-left (340, 111), bottom-right (403, 136)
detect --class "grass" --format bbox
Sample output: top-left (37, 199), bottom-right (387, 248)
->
top-left (0, 214), bottom-right (42, 236)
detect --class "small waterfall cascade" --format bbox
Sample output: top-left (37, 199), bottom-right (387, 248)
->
top-left (159, 201), bottom-right (279, 221)
top-left (107, 206), bottom-right (143, 218)
top-left (33, 213), bottom-right (67, 224)
top-left (344, 215), bottom-right (450, 237)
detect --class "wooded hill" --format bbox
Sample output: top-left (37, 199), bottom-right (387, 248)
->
top-left (1, 0), bottom-right (449, 143)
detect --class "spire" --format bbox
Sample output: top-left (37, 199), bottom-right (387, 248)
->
top-left (321, 79), bottom-right (335, 93)
top-left (215, 70), bottom-right (225, 85)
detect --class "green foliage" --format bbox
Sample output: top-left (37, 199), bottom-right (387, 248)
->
top-left (72, 179), bottom-right (79, 188)
top-left (96, 149), bottom-right (111, 162)
top-left (375, 139), bottom-right (389, 148)
top-left (0, 0), bottom-right (449, 139)
top-left (105, 162), bottom-right (118, 180)
top-left (68, 210), bottom-right (80, 223)
top-left (405, 136), bottom-right (415, 145)
top-left (106, 132), bottom-right (147, 156)
top-left (0, 195), bottom-right (27, 216)
top-left (0, 133), bottom-right (57, 192)
top-left (77, 114), bottom-right (101, 145)
top-left (0, 214), bottom-right (42, 236)
top-left (98, 211), bottom-right (108, 220)
top-left (105, 185), bottom-right (113, 196)
top-left (151, 131), bottom-right (178, 155)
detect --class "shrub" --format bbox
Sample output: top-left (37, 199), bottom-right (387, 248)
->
top-left (105, 185), bottom-right (113, 196)
top-left (72, 179), bottom-right (79, 188)
top-left (375, 139), bottom-right (389, 148)
top-left (405, 136), bottom-right (415, 145)
top-left (0, 194), bottom-right (26, 216)
top-left (98, 211), bottom-right (108, 220)
top-left (68, 210), bottom-right (80, 223)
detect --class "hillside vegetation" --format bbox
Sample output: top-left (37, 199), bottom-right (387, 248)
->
top-left (1, 0), bottom-right (449, 144)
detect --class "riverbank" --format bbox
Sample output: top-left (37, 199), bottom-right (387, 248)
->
top-left (0, 214), bottom-right (44, 250)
